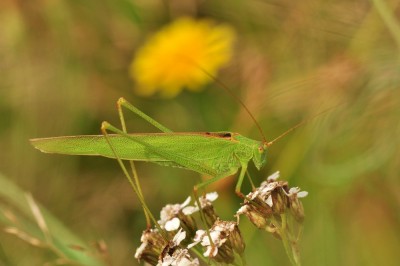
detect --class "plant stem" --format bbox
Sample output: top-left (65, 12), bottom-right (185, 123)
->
top-left (271, 214), bottom-right (301, 266)
top-left (291, 239), bottom-right (301, 266)
top-left (240, 253), bottom-right (247, 266)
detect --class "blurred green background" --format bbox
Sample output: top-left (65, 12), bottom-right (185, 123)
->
top-left (1, 0), bottom-right (399, 265)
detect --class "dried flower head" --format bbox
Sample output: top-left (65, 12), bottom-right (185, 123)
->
top-left (236, 171), bottom-right (288, 229)
top-left (236, 171), bottom-right (307, 264)
top-left (284, 187), bottom-right (308, 223)
top-left (158, 197), bottom-right (196, 235)
top-left (135, 229), bottom-right (168, 265)
top-left (183, 192), bottom-right (219, 227)
top-left (158, 249), bottom-right (199, 266)
top-left (236, 171), bottom-right (308, 230)
top-left (131, 17), bottom-right (235, 97)
top-left (188, 219), bottom-right (245, 264)
top-left (157, 228), bottom-right (199, 266)
top-left (136, 228), bottom-right (198, 266)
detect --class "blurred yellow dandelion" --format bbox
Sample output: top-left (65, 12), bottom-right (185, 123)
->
top-left (131, 17), bottom-right (235, 98)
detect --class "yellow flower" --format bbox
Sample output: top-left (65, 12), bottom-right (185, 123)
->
top-left (130, 17), bottom-right (235, 97)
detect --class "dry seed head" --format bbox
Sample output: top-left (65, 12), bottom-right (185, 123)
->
top-left (182, 192), bottom-right (218, 213)
top-left (237, 171), bottom-right (308, 230)
top-left (188, 219), bottom-right (245, 264)
top-left (158, 228), bottom-right (197, 266)
top-left (284, 187), bottom-right (308, 223)
top-left (270, 188), bottom-right (289, 214)
top-left (223, 222), bottom-right (245, 255)
top-left (158, 197), bottom-right (190, 231)
top-left (290, 199), bottom-right (305, 223)
top-left (237, 171), bottom-right (288, 226)
top-left (158, 197), bottom-right (197, 235)
top-left (183, 192), bottom-right (219, 227)
top-left (136, 224), bottom-right (197, 265)
top-left (158, 248), bottom-right (199, 266)
top-left (135, 229), bottom-right (168, 265)
top-left (237, 205), bottom-right (269, 229)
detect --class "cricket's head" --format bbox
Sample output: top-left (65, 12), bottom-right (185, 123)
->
top-left (252, 142), bottom-right (269, 170)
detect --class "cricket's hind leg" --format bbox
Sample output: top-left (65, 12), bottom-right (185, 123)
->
top-left (101, 120), bottom-right (161, 232)
top-left (116, 98), bottom-right (152, 228)
top-left (117, 97), bottom-right (172, 133)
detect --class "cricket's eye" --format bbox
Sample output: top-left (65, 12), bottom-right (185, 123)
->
top-left (258, 146), bottom-right (264, 153)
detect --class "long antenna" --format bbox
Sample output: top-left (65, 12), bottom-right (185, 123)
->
top-left (196, 65), bottom-right (267, 142)
top-left (265, 104), bottom-right (340, 147)
top-left (194, 62), bottom-right (340, 145)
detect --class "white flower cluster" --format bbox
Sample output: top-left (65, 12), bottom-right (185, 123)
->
top-left (137, 193), bottom-right (221, 265)
top-left (188, 221), bottom-right (232, 257)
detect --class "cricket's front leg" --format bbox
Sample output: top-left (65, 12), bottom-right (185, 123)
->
top-left (235, 164), bottom-right (248, 198)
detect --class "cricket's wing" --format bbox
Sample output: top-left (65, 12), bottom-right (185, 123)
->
top-left (30, 133), bottom-right (246, 177)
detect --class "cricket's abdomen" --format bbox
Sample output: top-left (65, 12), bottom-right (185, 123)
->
top-left (30, 132), bottom-right (258, 177)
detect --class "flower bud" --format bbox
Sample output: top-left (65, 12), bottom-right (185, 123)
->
top-left (229, 223), bottom-right (245, 255)
top-left (290, 197), bottom-right (305, 223)
top-left (285, 187), bottom-right (308, 223)
top-left (271, 188), bottom-right (289, 214)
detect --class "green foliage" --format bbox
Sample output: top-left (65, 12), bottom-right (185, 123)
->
top-left (0, 173), bottom-right (106, 265)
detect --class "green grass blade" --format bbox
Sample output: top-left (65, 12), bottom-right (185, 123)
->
top-left (0, 172), bottom-right (106, 266)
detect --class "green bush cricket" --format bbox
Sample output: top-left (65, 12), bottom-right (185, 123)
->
top-left (29, 92), bottom-right (325, 258)
top-left (30, 86), bottom-right (314, 231)
top-left (30, 97), bottom-right (298, 197)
